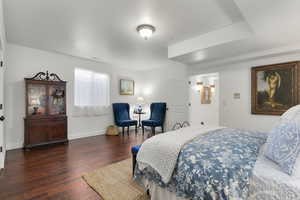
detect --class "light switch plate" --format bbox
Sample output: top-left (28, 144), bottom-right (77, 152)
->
top-left (233, 93), bottom-right (240, 99)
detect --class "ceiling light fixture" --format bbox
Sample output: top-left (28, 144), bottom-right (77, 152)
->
top-left (137, 24), bottom-right (156, 40)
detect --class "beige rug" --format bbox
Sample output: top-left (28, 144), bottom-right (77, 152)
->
top-left (83, 158), bottom-right (149, 200)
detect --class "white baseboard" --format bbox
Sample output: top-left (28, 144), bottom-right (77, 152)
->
top-left (6, 142), bottom-right (23, 150)
top-left (0, 151), bottom-right (5, 169)
top-left (6, 130), bottom-right (106, 150)
top-left (68, 130), bottom-right (106, 140)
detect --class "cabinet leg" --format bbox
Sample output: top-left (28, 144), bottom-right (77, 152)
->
top-left (24, 147), bottom-right (31, 152)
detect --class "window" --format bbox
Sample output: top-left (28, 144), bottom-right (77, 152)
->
top-left (74, 68), bottom-right (110, 107)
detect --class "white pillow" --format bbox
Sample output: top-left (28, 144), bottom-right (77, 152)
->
top-left (280, 104), bottom-right (300, 177)
top-left (281, 104), bottom-right (300, 121)
top-left (293, 156), bottom-right (300, 177)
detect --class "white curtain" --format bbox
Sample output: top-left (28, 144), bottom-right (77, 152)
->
top-left (74, 68), bottom-right (110, 117)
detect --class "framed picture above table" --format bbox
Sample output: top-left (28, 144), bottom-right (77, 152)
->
top-left (251, 61), bottom-right (300, 115)
top-left (120, 79), bottom-right (134, 95)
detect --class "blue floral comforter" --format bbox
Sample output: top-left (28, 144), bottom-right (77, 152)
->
top-left (135, 128), bottom-right (267, 200)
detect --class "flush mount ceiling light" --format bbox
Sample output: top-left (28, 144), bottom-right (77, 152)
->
top-left (137, 24), bottom-right (156, 40)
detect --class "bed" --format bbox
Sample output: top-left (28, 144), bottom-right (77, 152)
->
top-left (134, 124), bottom-right (300, 200)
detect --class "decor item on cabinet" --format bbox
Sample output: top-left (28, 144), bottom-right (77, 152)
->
top-left (142, 102), bottom-right (167, 135)
top-left (112, 103), bottom-right (138, 135)
top-left (120, 79), bottom-right (134, 95)
top-left (251, 61), bottom-right (300, 115)
top-left (106, 125), bottom-right (119, 136)
top-left (30, 97), bottom-right (41, 115)
top-left (24, 71), bottom-right (68, 150)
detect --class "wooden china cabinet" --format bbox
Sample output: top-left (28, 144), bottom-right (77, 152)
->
top-left (24, 71), bottom-right (68, 150)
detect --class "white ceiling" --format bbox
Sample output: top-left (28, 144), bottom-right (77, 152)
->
top-left (170, 0), bottom-right (300, 66)
top-left (3, 0), bottom-right (243, 70)
top-left (4, 0), bottom-right (300, 70)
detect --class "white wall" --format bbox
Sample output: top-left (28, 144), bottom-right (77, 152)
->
top-left (137, 63), bottom-right (189, 130)
top-left (0, 0), bottom-right (7, 168)
top-left (188, 52), bottom-right (300, 132)
top-left (189, 74), bottom-right (219, 127)
top-left (5, 43), bottom-right (189, 149)
top-left (5, 43), bottom-right (144, 150)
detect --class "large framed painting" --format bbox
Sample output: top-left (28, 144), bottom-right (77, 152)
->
top-left (120, 79), bottom-right (134, 95)
top-left (251, 61), bottom-right (300, 115)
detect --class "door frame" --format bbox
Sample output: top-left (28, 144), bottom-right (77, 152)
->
top-left (0, 51), bottom-right (5, 169)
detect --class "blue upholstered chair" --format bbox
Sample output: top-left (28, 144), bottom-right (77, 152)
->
top-left (112, 103), bottom-right (138, 135)
top-left (142, 102), bottom-right (167, 135)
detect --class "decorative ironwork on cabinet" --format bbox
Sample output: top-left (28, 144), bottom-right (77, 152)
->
top-left (24, 71), bottom-right (68, 149)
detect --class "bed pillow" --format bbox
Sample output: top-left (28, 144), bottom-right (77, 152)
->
top-left (293, 156), bottom-right (300, 177)
top-left (281, 104), bottom-right (300, 122)
top-left (264, 120), bottom-right (300, 175)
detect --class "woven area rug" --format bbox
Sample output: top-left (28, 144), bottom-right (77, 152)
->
top-left (83, 158), bottom-right (149, 200)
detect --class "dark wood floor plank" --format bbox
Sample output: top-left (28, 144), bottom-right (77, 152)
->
top-left (0, 133), bottom-right (148, 200)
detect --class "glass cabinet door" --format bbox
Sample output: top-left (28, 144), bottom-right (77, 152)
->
top-left (48, 85), bottom-right (66, 115)
top-left (27, 84), bottom-right (47, 116)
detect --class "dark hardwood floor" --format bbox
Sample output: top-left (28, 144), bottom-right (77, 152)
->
top-left (0, 132), bottom-right (148, 200)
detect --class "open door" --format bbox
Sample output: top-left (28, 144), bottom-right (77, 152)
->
top-left (0, 53), bottom-right (4, 169)
top-left (189, 73), bottom-right (219, 127)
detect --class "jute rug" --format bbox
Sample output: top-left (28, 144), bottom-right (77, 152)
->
top-left (83, 158), bottom-right (149, 200)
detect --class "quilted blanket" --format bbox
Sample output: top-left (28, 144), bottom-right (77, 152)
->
top-left (136, 126), bottom-right (223, 183)
top-left (135, 128), bottom-right (267, 200)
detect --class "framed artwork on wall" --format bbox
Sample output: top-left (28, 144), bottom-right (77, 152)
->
top-left (251, 61), bottom-right (300, 115)
top-left (201, 86), bottom-right (212, 104)
top-left (120, 79), bottom-right (134, 95)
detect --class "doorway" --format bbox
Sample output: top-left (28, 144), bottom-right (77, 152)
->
top-left (189, 73), bottom-right (219, 127)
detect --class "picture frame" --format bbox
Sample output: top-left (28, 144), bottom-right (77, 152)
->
top-left (251, 61), bottom-right (300, 115)
top-left (201, 86), bottom-right (212, 104)
top-left (120, 79), bottom-right (134, 95)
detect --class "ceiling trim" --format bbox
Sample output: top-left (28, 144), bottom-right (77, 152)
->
top-left (189, 42), bottom-right (300, 70)
top-left (168, 21), bottom-right (253, 59)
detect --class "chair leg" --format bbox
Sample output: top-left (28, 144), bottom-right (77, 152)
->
top-left (127, 126), bottom-right (130, 135)
top-left (162, 125), bottom-right (164, 133)
top-left (142, 125), bottom-right (145, 135)
top-left (122, 127), bottom-right (125, 136)
top-left (132, 155), bottom-right (136, 176)
top-left (135, 125), bottom-right (138, 135)
top-left (152, 127), bottom-right (155, 135)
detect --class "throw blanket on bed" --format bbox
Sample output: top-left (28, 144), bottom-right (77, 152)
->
top-left (137, 126), bottom-right (224, 183)
top-left (135, 128), bottom-right (267, 200)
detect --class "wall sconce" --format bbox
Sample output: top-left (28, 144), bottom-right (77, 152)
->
top-left (196, 82), bottom-right (203, 92)
top-left (210, 85), bottom-right (215, 92)
top-left (194, 82), bottom-right (216, 92)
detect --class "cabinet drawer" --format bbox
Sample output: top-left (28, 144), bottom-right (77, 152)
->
top-left (48, 120), bottom-right (67, 141)
top-left (27, 121), bottom-right (48, 145)
top-left (25, 117), bottom-right (68, 148)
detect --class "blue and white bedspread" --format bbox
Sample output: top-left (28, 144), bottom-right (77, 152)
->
top-left (135, 128), bottom-right (267, 200)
